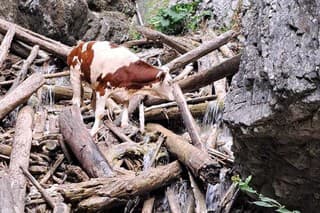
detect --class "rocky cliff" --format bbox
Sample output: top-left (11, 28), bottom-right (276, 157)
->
top-left (0, 0), bottom-right (135, 45)
top-left (224, 0), bottom-right (320, 212)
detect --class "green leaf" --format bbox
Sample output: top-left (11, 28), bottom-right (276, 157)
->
top-left (245, 175), bottom-right (252, 184)
top-left (159, 18), bottom-right (170, 27)
top-left (259, 195), bottom-right (281, 206)
top-left (252, 201), bottom-right (275, 208)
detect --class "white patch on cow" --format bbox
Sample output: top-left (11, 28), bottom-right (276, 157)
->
top-left (89, 41), bottom-right (139, 85)
top-left (82, 42), bottom-right (89, 52)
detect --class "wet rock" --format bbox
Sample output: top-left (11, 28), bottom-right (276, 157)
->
top-left (82, 11), bottom-right (131, 43)
top-left (0, 0), bottom-right (134, 45)
top-left (224, 0), bottom-right (320, 212)
top-left (86, 0), bottom-right (135, 16)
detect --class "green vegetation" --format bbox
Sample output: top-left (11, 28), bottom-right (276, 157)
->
top-left (232, 175), bottom-right (301, 213)
top-left (148, 1), bottom-right (211, 35)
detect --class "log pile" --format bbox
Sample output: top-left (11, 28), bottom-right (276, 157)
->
top-left (0, 18), bottom-right (241, 212)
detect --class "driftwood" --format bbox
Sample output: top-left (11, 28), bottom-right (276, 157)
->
top-left (21, 166), bottom-right (71, 213)
top-left (0, 71), bottom-right (70, 86)
top-left (0, 18), bottom-right (71, 59)
top-left (145, 102), bottom-right (208, 121)
top-left (178, 54), bottom-right (241, 93)
top-left (0, 24), bottom-right (15, 68)
top-left (163, 30), bottom-right (237, 72)
top-left (59, 105), bottom-right (114, 178)
top-left (166, 187), bottom-right (182, 213)
top-left (188, 171), bottom-right (207, 213)
top-left (172, 83), bottom-right (203, 149)
top-left (123, 39), bottom-right (159, 48)
top-left (7, 106), bottom-right (34, 212)
top-left (8, 45), bottom-right (39, 92)
top-left (0, 171), bottom-right (15, 213)
top-left (146, 123), bottom-right (220, 184)
top-left (104, 120), bottom-right (135, 143)
top-left (141, 197), bottom-right (155, 213)
top-left (42, 85), bottom-right (92, 102)
top-left (136, 26), bottom-right (190, 54)
top-left (57, 161), bottom-right (182, 211)
top-left (0, 73), bottom-right (45, 120)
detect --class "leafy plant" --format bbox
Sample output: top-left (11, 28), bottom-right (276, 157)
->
top-left (149, 1), bottom-right (211, 35)
top-left (232, 175), bottom-right (301, 213)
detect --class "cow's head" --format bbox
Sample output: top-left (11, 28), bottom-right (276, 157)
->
top-left (151, 68), bottom-right (174, 101)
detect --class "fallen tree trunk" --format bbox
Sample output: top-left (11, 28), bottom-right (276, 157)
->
top-left (163, 30), bottom-right (237, 72)
top-left (57, 161), bottom-right (182, 212)
top-left (0, 24), bottom-right (15, 68)
top-left (0, 171), bottom-right (15, 213)
top-left (146, 123), bottom-right (220, 184)
top-left (0, 18), bottom-right (71, 59)
top-left (0, 73), bottom-right (45, 120)
top-left (145, 102), bottom-right (208, 121)
top-left (59, 105), bottom-right (114, 178)
top-left (8, 45), bottom-right (39, 92)
top-left (8, 106), bottom-right (34, 212)
top-left (42, 85), bottom-right (92, 101)
top-left (178, 54), bottom-right (241, 93)
top-left (136, 26), bottom-right (190, 54)
top-left (172, 83), bottom-right (203, 149)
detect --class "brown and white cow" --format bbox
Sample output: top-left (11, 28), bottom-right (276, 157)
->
top-left (67, 41), bottom-right (174, 135)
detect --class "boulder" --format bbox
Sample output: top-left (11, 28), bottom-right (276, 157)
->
top-left (224, 0), bottom-right (320, 212)
top-left (0, 0), bottom-right (134, 45)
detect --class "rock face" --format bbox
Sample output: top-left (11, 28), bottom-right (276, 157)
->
top-left (0, 0), bottom-right (134, 45)
top-left (224, 0), bottom-right (320, 212)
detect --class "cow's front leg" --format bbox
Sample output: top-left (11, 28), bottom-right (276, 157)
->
top-left (90, 91), bottom-right (108, 136)
top-left (70, 67), bottom-right (82, 107)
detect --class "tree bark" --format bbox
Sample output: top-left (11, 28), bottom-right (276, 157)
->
top-left (8, 45), bottom-right (39, 92)
top-left (0, 24), bottom-right (15, 69)
top-left (8, 106), bottom-right (34, 212)
top-left (136, 26), bottom-right (190, 54)
top-left (0, 171), bottom-right (15, 213)
top-left (172, 83), bottom-right (203, 149)
top-left (57, 161), bottom-right (182, 212)
top-left (146, 123), bottom-right (220, 184)
top-left (59, 105), bottom-right (114, 178)
top-left (162, 30), bottom-right (237, 72)
top-left (0, 18), bottom-right (71, 59)
top-left (0, 73), bottom-right (44, 120)
top-left (145, 102), bottom-right (208, 121)
top-left (178, 54), bottom-right (241, 93)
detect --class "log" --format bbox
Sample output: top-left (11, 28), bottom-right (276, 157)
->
top-left (145, 102), bottom-right (208, 121)
top-left (42, 85), bottom-right (92, 101)
top-left (0, 24), bottom-right (15, 68)
top-left (0, 18), bottom-right (71, 59)
top-left (0, 73), bottom-right (45, 120)
top-left (59, 105), bottom-right (114, 178)
top-left (21, 166), bottom-right (71, 213)
top-left (0, 71), bottom-right (70, 86)
top-left (0, 171), bottom-right (15, 213)
top-left (146, 123), bottom-right (220, 184)
top-left (141, 197), bottom-right (155, 213)
top-left (8, 106), bottom-right (34, 212)
top-left (104, 120), bottom-right (135, 143)
top-left (162, 30), bottom-right (237, 72)
top-left (8, 45), bottom-right (39, 92)
top-left (178, 54), bottom-right (241, 93)
top-left (136, 26), bottom-right (190, 54)
top-left (57, 161), bottom-right (182, 211)
top-left (166, 187), bottom-right (182, 213)
top-left (188, 171), bottom-right (207, 213)
top-left (172, 83), bottom-right (203, 149)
